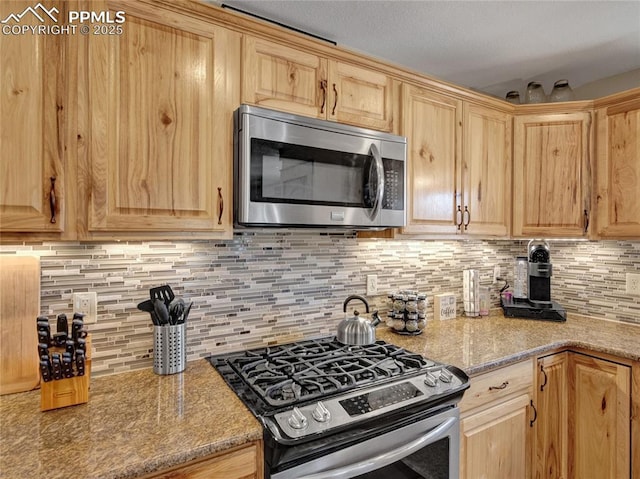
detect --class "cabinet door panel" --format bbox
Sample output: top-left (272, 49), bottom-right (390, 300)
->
top-left (402, 86), bottom-right (461, 234)
top-left (461, 394), bottom-right (532, 479)
top-left (568, 354), bottom-right (630, 479)
top-left (513, 112), bottom-right (591, 237)
top-left (595, 99), bottom-right (640, 237)
top-left (535, 353), bottom-right (568, 479)
top-left (328, 60), bottom-right (393, 131)
top-left (0, 1), bottom-right (65, 233)
top-left (463, 103), bottom-right (511, 237)
top-left (242, 36), bottom-right (326, 119)
top-left (86, 2), bottom-right (234, 232)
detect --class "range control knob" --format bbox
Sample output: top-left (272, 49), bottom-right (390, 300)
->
top-left (424, 371), bottom-right (439, 387)
top-left (439, 368), bottom-right (453, 383)
top-left (312, 401), bottom-right (331, 423)
top-left (288, 407), bottom-right (308, 430)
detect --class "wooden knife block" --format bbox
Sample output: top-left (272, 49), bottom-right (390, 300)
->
top-left (41, 335), bottom-right (92, 411)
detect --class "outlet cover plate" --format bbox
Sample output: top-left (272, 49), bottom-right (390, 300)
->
top-left (626, 273), bottom-right (640, 296)
top-left (73, 292), bottom-right (97, 324)
top-left (366, 275), bottom-right (378, 295)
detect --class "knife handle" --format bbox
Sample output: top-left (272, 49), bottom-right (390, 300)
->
top-left (38, 342), bottom-right (49, 359)
top-left (65, 340), bottom-right (75, 357)
top-left (51, 354), bottom-right (62, 380)
top-left (56, 313), bottom-right (68, 335)
top-left (71, 318), bottom-right (84, 342)
top-left (52, 332), bottom-right (67, 347)
top-left (40, 359), bottom-right (53, 382)
top-left (75, 351), bottom-right (85, 376)
top-left (62, 356), bottom-right (74, 378)
top-left (37, 321), bottom-right (51, 347)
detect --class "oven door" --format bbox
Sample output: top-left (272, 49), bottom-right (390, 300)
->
top-left (270, 406), bottom-right (459, 479)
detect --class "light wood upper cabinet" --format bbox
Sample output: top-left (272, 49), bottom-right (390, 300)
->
top-left (534, 352), bottom-right (569, 479)
top-left (242, 35), bottom-right (395, 132)
top-left (462, 103), bottom-right (512, 237)
top-left (513, 111), bottom-right (592, 237)
top-left (568, 353), bottom-right (630, 479)
top-left (0, 1), bottom-right (72, 236)
top-left (594, 93), bottom-right (640, 238)
top-left (401, 85), bottom-right (511, 236)
top-left (79, 0), bottom-right (239, 237)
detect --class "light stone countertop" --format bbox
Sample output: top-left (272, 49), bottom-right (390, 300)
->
top-left (1, 312), bottom-right (639, 479)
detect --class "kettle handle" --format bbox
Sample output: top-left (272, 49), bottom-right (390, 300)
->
top-left (343, 295), bottom-right (370, 313)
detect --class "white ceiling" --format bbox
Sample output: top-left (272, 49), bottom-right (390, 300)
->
top-left (216, 0), bottom-right (640, 99)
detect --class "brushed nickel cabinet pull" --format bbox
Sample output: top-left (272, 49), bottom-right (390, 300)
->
top-left (320, 80), bottom-right (327, 114)
top-left (489, 381), bottom-right (509, 391)
top-left (529, 400), bottom-right (538, 427)
top-left (463, 206), bottom-right (470, 230)
top-left (331, 83), bottom-right (338, 115)
top-left (49, 177), bottom-right (57, 224)
top-left (217, 187), bottom-right (224, 225)
top-left (539, 364), bottom-right (548, 391)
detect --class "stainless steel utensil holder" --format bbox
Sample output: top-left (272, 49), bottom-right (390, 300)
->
top-left (153, 323), bottom-right (186, 375)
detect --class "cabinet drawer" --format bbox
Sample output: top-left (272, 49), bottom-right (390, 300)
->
top-left (460, 360), bottom-right (533, 414)
top-left (146, 442), bottom-right (260, 479)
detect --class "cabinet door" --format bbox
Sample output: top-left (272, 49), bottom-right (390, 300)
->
top-left (84, 1), bottom-right (237, 234)
top-left (0, 1), bottom-right (68, 234)
top-left (242, 35), bottom-right (327, 119)
top-left (461, 394), bottom-right (532, 479)
top-left (513, 112), bottom-right (592, 237)
top-left (568, 354), bottom-right (631, 479)
top-left (462, 103), bottom-right (512, 237)
top-left (401, 86), bottom-right (462, 234)
top-left (534, 353), bottom-right (568, 479)
top-left (327, 60), bottom-right (394, 131)
top-left (594, 97), bottom-right (640, 238)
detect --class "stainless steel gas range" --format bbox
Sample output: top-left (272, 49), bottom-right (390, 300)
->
top-left (208, 337), bottom-right (469, 479)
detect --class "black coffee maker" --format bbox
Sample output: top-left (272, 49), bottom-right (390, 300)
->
top-left (502, 239), bottom-right (566, 321)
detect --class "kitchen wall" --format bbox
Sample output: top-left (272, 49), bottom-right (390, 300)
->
top-left (1, 233), bottom-right (638, 376)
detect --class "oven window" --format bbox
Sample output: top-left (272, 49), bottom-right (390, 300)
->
top-left (352, 437), bottom-right (449, 479)
top-left (250, 138), bottom-right (380, 208)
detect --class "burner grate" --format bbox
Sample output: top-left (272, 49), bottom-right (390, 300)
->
top-left (226, 338), bottom-right (433, 407)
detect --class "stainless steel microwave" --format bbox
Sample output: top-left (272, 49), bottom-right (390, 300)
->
top-left (234, 105), bottom-right (407, 229)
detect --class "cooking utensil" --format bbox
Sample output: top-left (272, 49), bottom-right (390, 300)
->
top-left (337, 295), bottom-right (381, 345)
top-left (137, 300), bottom-right (160, 326)
top-left (169, 299), bottom-right (185, 325)
top-left (180, 302), bottom-right (192, 324)
top-left (150, 285), bottom-right (175, 307)
top-left (153, 299), bottom-right (170, 326)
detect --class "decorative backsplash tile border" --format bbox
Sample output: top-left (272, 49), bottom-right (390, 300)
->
top-left (1, 233), bottom-right (638, 376)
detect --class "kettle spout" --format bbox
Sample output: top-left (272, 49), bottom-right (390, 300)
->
top-left (370, 310), bottom-right (381, 327)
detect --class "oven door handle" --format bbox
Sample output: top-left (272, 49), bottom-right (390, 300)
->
top-left (297, 416), bottom-right (457, 479)
top-left (367, 143), bottom-right (385, 221)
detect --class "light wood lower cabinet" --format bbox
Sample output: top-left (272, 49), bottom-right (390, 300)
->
top-left (534, 351), bottom-right (632, 479)
top-left (142, 441), bottom-right (263, 479)
top-left (460, 360), bottom-right (534, 479)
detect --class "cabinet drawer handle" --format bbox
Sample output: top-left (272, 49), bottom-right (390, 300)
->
top-left (488, 381), bottom-right (509, 391)
top-left (463, 205), bottom-right (470, 230)
top-left (539, 364), bottom-right (548, 392)
top-left (49, 177), bottom-right (57, 224)
top-left (456, 205), bottom-right (463, 230)
top-left (217, 187), bottom-right (224, 225)
top-left (320, 80), bottom-right (327, 114)
top-left (529, 400), bottom-right (538, 427)
top-left (331, 83), bottom-right (338, 115)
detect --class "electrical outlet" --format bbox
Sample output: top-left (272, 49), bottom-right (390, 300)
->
top-left (493, 265), bottom-right (501, 283)
top-left (626, 273), bottom-right (640, 296)
top-left (366, 275), bottom-right (378, 295)
top-left (73, 292), bottom-right (97, 324)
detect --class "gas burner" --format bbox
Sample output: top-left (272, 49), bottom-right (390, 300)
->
top-left (223, 337), bottom-right (435, 407)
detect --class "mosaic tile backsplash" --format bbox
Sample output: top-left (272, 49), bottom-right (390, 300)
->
top-left (1, 233), bottom-right (639, 376)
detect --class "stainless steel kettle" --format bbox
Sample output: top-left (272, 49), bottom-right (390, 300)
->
top-left (337, 295), bottom-right (381, 345)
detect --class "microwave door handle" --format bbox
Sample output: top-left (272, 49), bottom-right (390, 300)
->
top-left (368, 143), bottom-right (385, 221)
